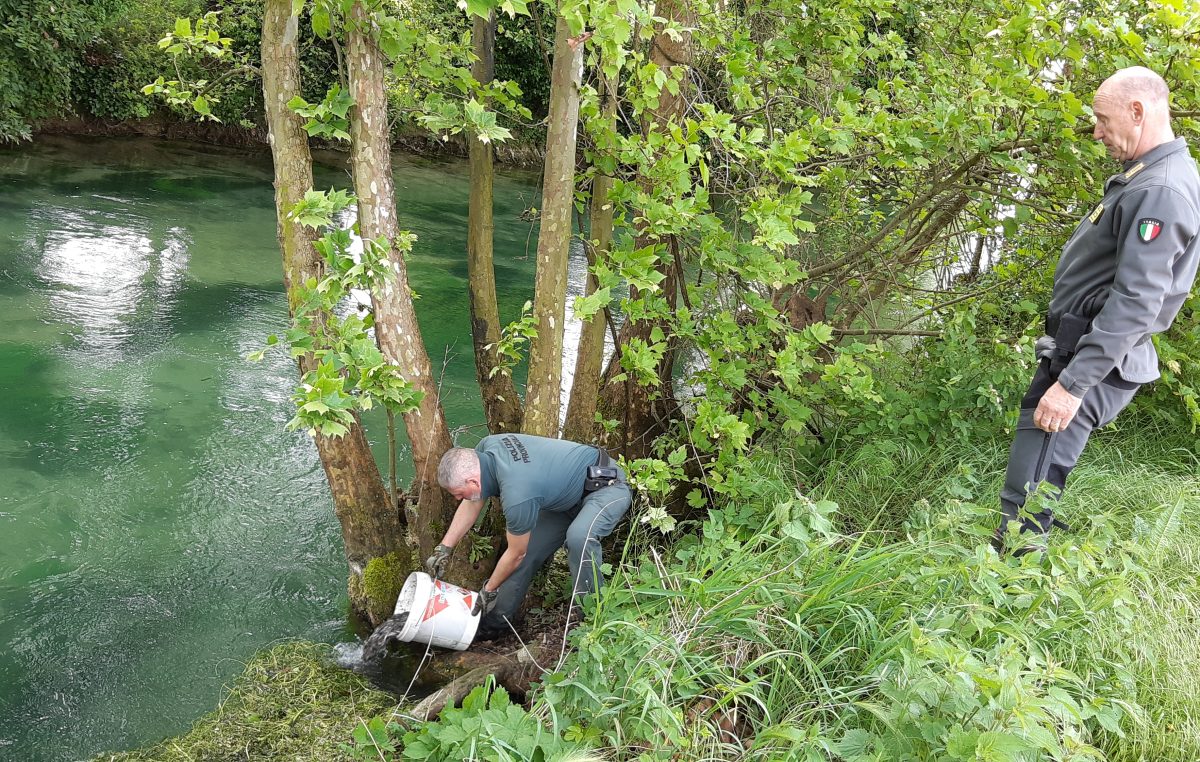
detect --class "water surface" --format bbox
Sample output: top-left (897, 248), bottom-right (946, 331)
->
top-left (0, 136), bottom-right (545, 760)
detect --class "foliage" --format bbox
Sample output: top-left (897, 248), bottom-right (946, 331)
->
top-left (345, 679), bottom-right (593, 762)
top-left (96, 641), bottom-right (398, 762)
top-left (142, 13), bottom-right (239, 121)
top-left (531, 440), bottom-right (1199, 760)
top-left (289, 85), bottom-right (355, 142)
top-left (1136, 292), bottom-right (1200, 431)
top-left (368, 0), bottom-right (533, 144)
top-left (486, 300), bottom-right (539, 380)
top-left (248, 188), bottom-right (425, 438)
top-left (0, 0), bottom-right (151, 141)
top-left (139, 0), bottom-right (341, 129)
top-left (558, 0), bottom-right (1200, 506)
top-left (386, 0), bottom-right (553, 122)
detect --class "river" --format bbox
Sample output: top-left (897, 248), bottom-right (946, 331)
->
top-left (0, 136), bottom-right (569, 760)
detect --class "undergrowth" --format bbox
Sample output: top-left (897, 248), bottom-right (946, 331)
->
top-left (530, 421), bottom-right (1200, 760)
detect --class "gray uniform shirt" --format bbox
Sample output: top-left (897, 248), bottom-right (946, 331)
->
top-left (475, 434), bottom-right (598, 535)
top-left (1050, 137), bottom-right (1200, 396)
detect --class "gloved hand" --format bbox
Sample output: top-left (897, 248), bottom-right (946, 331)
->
top-left (424, 543), bottom-right (452, 579)
top-left (472, 585), bottom-right (499, 616)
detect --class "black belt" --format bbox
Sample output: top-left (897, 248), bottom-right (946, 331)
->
top-left (1046, 311), bottom-right (1150, 378)
top-left (594, 448), bottom-right (614, 469)
top-left (583, 448), bottom-right (624, 493)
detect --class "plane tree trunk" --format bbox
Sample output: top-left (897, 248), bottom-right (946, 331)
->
top-left (261, 0), bottom-right (400, 622)
top-left (467, 10), bottom-right (524, 435)
top-left (522, 9), bottom-right (586, 437)
top-left (345, 3), bottom-right (471, 592)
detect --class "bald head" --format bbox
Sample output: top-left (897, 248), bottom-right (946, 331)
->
top-left (1092, 66), bottom-right (1175, 162)
top-left (1098, 66), bottom-right (1170, 110)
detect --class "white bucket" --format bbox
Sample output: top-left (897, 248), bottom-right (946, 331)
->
top-left (392, 571), bottom-right (481, 650)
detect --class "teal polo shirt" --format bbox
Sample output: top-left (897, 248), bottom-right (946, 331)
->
top-left (475, 434), bottom-right (598, 535)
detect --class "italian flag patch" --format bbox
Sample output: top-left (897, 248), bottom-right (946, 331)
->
top-left (1138, 218), bottom-right (1163, 242)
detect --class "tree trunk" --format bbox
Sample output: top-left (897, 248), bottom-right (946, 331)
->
top-left (562, 73), bottom-right (616, 443)
top-left (261, 0), bottom-right (397, 619)
top-left (596, 0), bottom-right (693, 459)
top-left (345, 3), bottom-right (457, 566)
top-left (468, 10), bottom-right (524, 435)
top-left (522, 10), bottom-right (585, 437)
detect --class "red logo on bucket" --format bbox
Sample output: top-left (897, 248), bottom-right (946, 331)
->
top-left (421, 580), bottom-right (475, 622)
top-left (422, 581), bottom-right (451, 622)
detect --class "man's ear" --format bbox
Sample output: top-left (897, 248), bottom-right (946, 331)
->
top-left (1131, 99), bottom-right (1145, 123)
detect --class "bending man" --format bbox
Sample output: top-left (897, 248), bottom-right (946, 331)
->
top-left (996, 66), bottom-right (1200, 552)
top-left (428, 434), bottom-right (631, 641)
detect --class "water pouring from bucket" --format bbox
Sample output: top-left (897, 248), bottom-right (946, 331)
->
top-left (362, 572), bottom-right (481, 660)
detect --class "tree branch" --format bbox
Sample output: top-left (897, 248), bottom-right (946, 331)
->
top-left (833, 327), bottom-right (940, 337)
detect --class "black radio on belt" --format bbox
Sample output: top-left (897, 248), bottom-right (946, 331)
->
top-left (584, 449), bottom-right (620, 492)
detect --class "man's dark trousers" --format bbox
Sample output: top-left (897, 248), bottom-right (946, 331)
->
top-left (1000, 359), bottom-right (1140, 532)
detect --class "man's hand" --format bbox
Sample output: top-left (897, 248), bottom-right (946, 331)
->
top-left (472, 585), bottom-right (498, 616)
top-left (424, 543), bottom-right (452, 579)
top-left (1034, 381), bottom-right (1084, 433)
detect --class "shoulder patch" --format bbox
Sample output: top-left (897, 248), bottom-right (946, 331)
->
top-left (1088, 202), bottom-right (1105, 224)
top-left (1124, 161), bottom-right (1146, 180)
top-left (1138, 218), bottom-right (1163, 242)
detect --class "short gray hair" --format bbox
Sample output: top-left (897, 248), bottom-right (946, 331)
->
top-left (437, 447), bottom-right (479, 488)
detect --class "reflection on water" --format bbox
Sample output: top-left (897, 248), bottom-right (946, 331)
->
top-left (0, 136), bottom-right (543, 761)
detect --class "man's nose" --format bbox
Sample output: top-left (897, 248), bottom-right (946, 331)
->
top-left (1093, 124), bottom-right (1103, 140)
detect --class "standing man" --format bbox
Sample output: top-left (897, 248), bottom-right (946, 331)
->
top-left (995, 66), bottom-right (1200, 553)
top-left (427, 434), bottom-right (631, 641)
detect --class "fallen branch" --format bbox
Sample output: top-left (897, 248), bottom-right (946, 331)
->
top-left (405, 643), bottom-right (547, 722)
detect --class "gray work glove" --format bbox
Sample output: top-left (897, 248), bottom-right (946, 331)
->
top-left (472, 585), bottom-right (499, 617)
top-left (424, 543), bottom-right (452, 579)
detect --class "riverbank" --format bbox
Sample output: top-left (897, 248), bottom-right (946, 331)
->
top-left (32, 116), bottom-right (547, 169)
top-left (94, 420), bottom-right (1200, 760)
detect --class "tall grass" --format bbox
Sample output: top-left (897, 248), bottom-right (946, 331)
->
top-left (537, 421), bottom-right (1200, 760)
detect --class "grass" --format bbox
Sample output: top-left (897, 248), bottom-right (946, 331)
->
top-left (95, 641), bottom-right (398, 762)
top-left (535, 418), bottom-right (1200, 760)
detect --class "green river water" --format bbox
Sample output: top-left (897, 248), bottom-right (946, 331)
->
top-left (0, 136), bottom-right (561, 761)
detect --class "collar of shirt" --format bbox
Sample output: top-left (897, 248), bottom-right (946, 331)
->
top-left (478, 449), bottom-right (500, 499)
top-left (1107, 137), bottom-right (1190, 191)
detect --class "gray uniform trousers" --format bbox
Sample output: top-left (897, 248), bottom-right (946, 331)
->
top-left (1000, 358), bottom-right (1140, 531)
top-left (480, 473), bottom-right (632, 633)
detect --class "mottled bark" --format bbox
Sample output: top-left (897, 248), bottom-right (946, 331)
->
top-left (345, 3), bottom-right (457, 564)
top-left (468, 11), bottom-right (523, 434)
top-left (261, 0), bottom-right (397, 613)
top-left (562, 71), bottom-right (617, 444)
top-left (522, 11), bottom-right (586, 437)
top-left (597, 0), bottom-right (693, 459)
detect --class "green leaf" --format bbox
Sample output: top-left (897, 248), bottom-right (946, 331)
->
top-left (311, 10), bottom-right (330, 38)
top-left (465, 0), bottom-right (493, 19)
